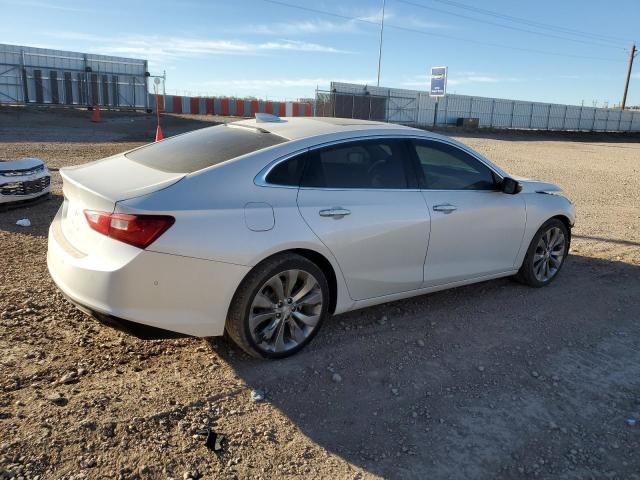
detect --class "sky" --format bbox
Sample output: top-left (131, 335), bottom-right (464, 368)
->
top-left (1, 0), bottom-right (638, 106)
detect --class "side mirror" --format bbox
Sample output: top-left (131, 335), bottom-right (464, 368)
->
top-left (502, 177), bottom-right (521, 195)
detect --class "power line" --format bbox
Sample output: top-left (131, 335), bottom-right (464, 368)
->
top-left (396, 0), bottom-right (623, 50)
top-left (263, 0), bottom-right (380, 25)
top-left (261, 0), bottom-right (624, 63)
top-left (425, 0), bottom-right (634, 44)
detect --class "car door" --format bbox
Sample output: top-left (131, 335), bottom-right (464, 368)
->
top-left (296, 138), bottom-right (430, 301)
top-left (409, 139), bottom-right (526, 287)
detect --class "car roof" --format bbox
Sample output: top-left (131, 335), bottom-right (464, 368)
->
top-left (228, 117), bottom-right (510, 178)
top-left (231, 116), bottom-right (430, 141)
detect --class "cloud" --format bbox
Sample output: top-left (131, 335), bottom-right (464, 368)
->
top-left (0, 0), bottom-right (92, 12)
top-left (405, 18), bottom-right (450, 29)
top-left (190, 78), bottom-right (376, 90)
top-left (238, 7), bottom-right (386, 35)
top-left (173, 78), bottom-right (378, 98)
top-left (357, 8), bottom-right (387, 24)
top-left (239, 19), bottom-right (362, 35)
top-left (42, 31), bottom-right (351, 66)
top-left (400, 72), bottom-right (522, 87)
top-left (256, 40), bottom-right (349, 53)
top-left (450, 75), bottom-right (502, 85)
top-left (238, 7), bottom-right (447, 36)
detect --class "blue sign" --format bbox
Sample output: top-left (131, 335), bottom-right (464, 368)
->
top-left (430, 66), bottom-right (447, 97)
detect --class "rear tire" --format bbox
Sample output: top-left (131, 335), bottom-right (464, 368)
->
top-left (225, 253), bottom-right (330, 359)
top-left (515, 218), bottom-right (569, 287)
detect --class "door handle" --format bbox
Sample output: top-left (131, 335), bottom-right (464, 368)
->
top-left (433, 203), bottom-right (457, 213)
top-left (319, 207), bottom-right (351, 219)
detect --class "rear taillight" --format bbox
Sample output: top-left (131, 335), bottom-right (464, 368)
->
top-left (84, 210), bottom-right (175, 249)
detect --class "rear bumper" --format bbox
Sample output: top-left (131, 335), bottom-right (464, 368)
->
top-left (47, 209), bottom-right (250, 337)
top-left (60, 290), bottom-right (190, 339)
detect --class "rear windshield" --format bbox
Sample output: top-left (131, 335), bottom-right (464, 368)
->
top-left (126, 124), bottom-right (287, 173)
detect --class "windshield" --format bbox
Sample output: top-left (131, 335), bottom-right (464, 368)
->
top-left (126, 124), bottom-right (287, 173)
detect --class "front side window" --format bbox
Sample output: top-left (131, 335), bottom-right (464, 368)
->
top-left (301, 139), bottom-right (410, 189)
top-left (412, 140), bottom-right (498, 190)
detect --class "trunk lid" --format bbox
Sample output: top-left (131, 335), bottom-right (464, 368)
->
top-left (60, 153), bottom-right (184, 253)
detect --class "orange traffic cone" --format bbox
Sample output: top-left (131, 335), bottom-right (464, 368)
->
top-left (155, 125), bottom-right (164, 142)
top-left (91, 105), bottom-right (101, 123)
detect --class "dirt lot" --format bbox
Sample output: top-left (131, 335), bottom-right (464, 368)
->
top-left (1, 108), bottom-right (639, 480)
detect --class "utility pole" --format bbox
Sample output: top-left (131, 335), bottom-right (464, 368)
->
top-left (621, 43), bottom-right (636, 110)
top-left (376, 0), bottom-right (386, 87)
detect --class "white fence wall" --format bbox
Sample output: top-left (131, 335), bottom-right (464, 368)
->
top-left (0, 43), bottom-right (148, 109)
top-left (330, 82), bottom-right (640, 132)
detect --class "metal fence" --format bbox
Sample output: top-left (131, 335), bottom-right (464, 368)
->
top-left (325, 82), bottom-right (640, 132)
top-left (0, 43), bottom-right (149, 110)
top-left (315, 90), bottom-right (388, 121)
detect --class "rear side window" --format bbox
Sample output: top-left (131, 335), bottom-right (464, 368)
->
top-left (126, 124), bottom-right (287, 173)
top-left (412, 140), bottom-right (497, 190)
top-left (266, 153), bottom-right (307, 186)
top-left (301, 139), bottom-right (410, 189)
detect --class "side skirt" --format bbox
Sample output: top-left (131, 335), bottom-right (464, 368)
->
top-left (348, 270), bottom-right (518, 312)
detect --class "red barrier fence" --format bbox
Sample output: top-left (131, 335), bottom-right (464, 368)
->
top-left (155, 94), bottom-right (313, 118)
top-left (189, 97), bottom-right (199, 114)
top-left (172, 96), bottom-right (182, 114)
top-left (153, 95), bottom-right (165, 112)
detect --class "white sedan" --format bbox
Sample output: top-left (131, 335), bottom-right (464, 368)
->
top-left (47, 117), bottom-right (575, 358)
top-left (1, 158), bottom-right (51, 206)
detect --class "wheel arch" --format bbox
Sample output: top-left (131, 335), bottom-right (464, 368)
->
top-left (289, 248), bottom-right (338, 314)
top-left (549, 214), bottom-right (572, 249)
top-left (515, 211), bottom-right (573, 271)
top-left (235, 248), bottom-right (339, 315)
top-left (514, 214), bottom-right (572, 287)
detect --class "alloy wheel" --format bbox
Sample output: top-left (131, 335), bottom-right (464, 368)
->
top-left (533, 226), bottom-right (566, 282)
top-left (249, 269), bottom-right (323, 353)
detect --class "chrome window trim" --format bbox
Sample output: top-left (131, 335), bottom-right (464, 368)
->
top-left (254, 134), bottom-right (505, 191)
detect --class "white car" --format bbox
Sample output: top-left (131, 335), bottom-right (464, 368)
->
top-left (0, 158), bottom-right (51, 207)
top-left (47, 117), bottom-right (575, 358)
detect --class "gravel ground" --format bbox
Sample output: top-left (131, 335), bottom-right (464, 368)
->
top-left (1, 109), bottom-right (639, 480)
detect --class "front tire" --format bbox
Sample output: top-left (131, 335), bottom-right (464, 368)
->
top-left (515, 218), bottom-right (569, 287)
top-left (225, 253), bottom-right (330, 359)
